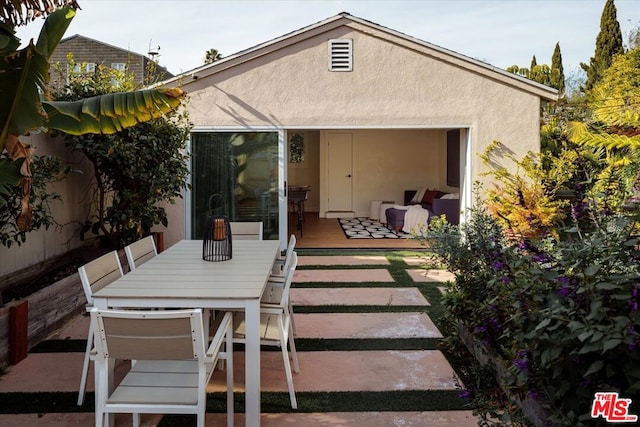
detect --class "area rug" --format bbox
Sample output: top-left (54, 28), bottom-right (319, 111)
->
top-left (338, 217), bottom-right (412, 239)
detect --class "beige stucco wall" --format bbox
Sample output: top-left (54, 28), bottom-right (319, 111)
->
top-left (0, 134), bottom-right (92, 277)
top-left (181, 23), bottom-right (543, 188)
top-left (287, 131), bottom-right (320, 212)
top-left (167, 18), bottom-right (553, 239)
top-left (318, 129), bottom-right (454, 217)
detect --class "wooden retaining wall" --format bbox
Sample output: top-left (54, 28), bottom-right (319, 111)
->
top-left (0, 273), bottom-right (85, 367)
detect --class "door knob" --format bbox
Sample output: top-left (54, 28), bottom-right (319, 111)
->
top-left (346, 174), bottom-right (352, 178)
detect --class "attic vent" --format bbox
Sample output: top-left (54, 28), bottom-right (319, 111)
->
top-left (328, 39), bottom-right (353, 72)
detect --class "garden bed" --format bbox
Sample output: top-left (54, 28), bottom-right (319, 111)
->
top-left (0, 244), bottom-right (115, 366)
top-left (458, 322), bottom-right (551, 427)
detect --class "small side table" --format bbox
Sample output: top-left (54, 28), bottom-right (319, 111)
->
top-left (378, 201), bottom-right (396, 225)
top-left (369, 200), bottom-right (383, 220)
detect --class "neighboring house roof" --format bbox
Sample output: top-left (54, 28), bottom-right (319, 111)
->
top-left (50, 34), bottom-right (174, 83)
top-left (166, 12), bottom-right (558, 102)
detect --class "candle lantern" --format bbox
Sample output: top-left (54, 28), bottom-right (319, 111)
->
top-left (202, 194), bottom-right (232, 261)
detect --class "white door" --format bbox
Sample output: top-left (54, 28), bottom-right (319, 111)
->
top-left (327, 132), bottom-right (353, 212)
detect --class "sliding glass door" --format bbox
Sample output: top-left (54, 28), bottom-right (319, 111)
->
top-left (190, 131), bottom-right (280, 240)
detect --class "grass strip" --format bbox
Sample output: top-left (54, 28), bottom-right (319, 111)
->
top-left (0, 390), bottom-right (469, 416)
top-left (7, 249), bottom-right (470, 421)
top-left (30, 339), bottom-right (86, 353)
top-left (246, 338), bottom-right (440, 352)
top-left (30, 337), bottom-right (440, 354)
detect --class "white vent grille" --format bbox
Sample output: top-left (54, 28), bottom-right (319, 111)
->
top-left (328, 39), bottom-right (353, 72)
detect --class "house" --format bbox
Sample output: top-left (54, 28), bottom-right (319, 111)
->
top-left (48, 34), bottom-right (173, 90)
top-left (160, 12), bottom-right (558, 248)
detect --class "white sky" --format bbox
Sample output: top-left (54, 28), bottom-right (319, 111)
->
top-left (15, 0), bottom-right (639, 77)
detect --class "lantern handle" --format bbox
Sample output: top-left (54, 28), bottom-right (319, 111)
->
top-left (208, 193), bottom-right (226, 215)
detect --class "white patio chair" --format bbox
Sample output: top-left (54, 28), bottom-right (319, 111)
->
top-left (229, 221), bottom-right (263, 240)
top-left (124, 235), bottom-right (157, 271)
top-left (269, 234), bottom-right (298, 335)
top-left (91, 308), bottom-right (234, 427)
top-left (271, 234), bottom-right (296, 276)
top-left (232, 252), bottom-right (299, 409)
top-left (76, 250), bottom-right (124, 406)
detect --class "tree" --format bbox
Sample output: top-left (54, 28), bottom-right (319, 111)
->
top-left (0, 0), bottom-right (75, 27)
top-left (580, 0), bottom-right (624, 91)
top-left (204, 48), bottom-right (222, 64)
top-left (506, 63), bottom-right (558, 88)
top-left (569, 46), bottom-right (640, 149)
top-left (52, 57), bottom-right (191, 247)
top-left (530, 55), bottom-right (537, 70)
top-left (0, 3), bottom-right (185, 238)
top-left (550, 42), bottom-right (565, 94)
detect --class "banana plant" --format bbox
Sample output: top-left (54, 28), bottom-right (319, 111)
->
top-left (0, 4), bottom-right (186, 226)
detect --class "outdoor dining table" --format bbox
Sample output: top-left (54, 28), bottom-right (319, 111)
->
top-left (92, 239), bottom-right (282, 427)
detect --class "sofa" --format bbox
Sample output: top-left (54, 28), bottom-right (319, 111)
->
top-left (385, 189), bottom-right (460, 232)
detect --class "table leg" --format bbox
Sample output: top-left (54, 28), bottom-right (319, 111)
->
top-left (297, 201), bottom-right (304, 237)
top-left (245, 299), bottom-right (261, 426)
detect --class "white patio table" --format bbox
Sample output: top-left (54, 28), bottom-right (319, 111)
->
top-left (92, 239), bottom-right (281, 427)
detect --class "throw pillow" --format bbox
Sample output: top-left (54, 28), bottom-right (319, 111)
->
top-left (411, 187), bottom-right (427, 203)
top-left (421, 190), bottom-right (440, 205)
top-left (440, 193), bottom-right (460, 200)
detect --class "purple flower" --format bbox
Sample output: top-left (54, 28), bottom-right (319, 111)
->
top-left (492, 261), bottom-right (506, 271)
top-left (557, 286), bottom-right (572, 297)
top-left (500, 276), bottom-right (510, 284)
top-left (556, 276), bottom-right (574, 298)
top-left (528, 390), bottom-right (540, 400)
top-left (513, 350), bottom-right (528, 371)
top-left (571, 204), bottom-right (579, 222)
top-left (458, 389), bottom-right (472, 399)
top-left (488, 318), bottom-right (502, 333)
top-left (532, 253), bottom-right (548, 263)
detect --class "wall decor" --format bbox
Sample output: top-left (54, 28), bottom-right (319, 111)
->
top-left (289, 133), bottom-right (304, 163)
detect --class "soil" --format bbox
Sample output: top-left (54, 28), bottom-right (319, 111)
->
top-left (0, 247), bottom-right (111, 304)
top-left (2, 261), bottom-right (84, 303)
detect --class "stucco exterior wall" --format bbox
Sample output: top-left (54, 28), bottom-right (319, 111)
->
top-left (0, 135), bottom-right (92, 277)
top-left (182, 24), bottom-right (543, 181)
top-left (287, 131), bottom-right (321, 212)
top-left (317, 129), bottom-right (451, 217)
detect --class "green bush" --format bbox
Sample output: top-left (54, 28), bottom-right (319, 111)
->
top-left (422, 192), bottom-right (640, 426)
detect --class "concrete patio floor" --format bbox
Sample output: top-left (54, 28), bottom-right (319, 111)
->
top-left (0, 254), bottom-right (478, 426)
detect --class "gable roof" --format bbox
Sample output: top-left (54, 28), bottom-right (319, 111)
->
top-left (59, 34), bottom-right (149, 60)
top-left (167, 12), bottom-right (558, 101)
top-left (57, 34), bottom-right (174, 78)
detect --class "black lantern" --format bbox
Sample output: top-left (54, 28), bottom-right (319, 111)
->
top-left (202, 194), bottom-right (232, 261)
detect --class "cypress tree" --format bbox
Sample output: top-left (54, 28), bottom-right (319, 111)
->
top-left (530, 55), bottom-right (538, 70)
top-left (551, 42), bottom-right (566, 93)
top-left (580, 0), bottom-right (624, 91)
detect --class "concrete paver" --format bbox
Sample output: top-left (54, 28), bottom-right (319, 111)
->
top-left (209, 350), bottom-right (461, 392)
top-left (406, 269), bottom-right (455, 283)
top-left (0, 260), bottom-right (477, 426)
top-left (0, 410), bottom-right (480, 427)
top-left (293, 269), bottom-right (393, 282)
top-left (295, 312), bottom-right (443, 338)
top-left (291, 287), bottom-right (430, 306)
top-left (298, 255), bottom-right (390, 266)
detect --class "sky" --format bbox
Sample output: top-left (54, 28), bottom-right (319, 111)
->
top-left (14, 0), bottom-right (640, 77)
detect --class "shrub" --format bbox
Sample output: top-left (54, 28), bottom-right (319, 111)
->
top-left (421, 188), bottom-right (640, 426)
